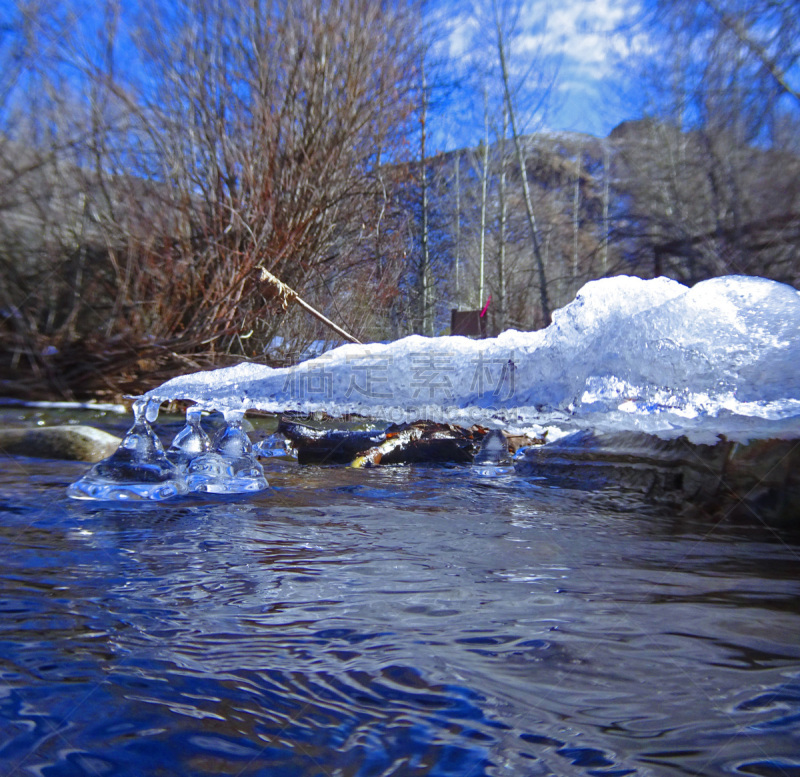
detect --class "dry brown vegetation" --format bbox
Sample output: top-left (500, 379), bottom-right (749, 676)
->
top-left (1, 0), bottom-right (798, 400)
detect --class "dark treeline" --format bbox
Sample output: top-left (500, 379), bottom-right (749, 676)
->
top-left (1, 0), bottom-right (798, 399)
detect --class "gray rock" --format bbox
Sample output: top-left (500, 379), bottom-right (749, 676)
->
top-left (513, 430), bottom-right (800, 525)
top-left (0, 425), bottom-right (121, 462)
top-left (513, 430), bottom-right (729, 499)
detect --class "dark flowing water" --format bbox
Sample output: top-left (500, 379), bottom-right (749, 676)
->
top-left (1, 425), bottom-right (800, 776)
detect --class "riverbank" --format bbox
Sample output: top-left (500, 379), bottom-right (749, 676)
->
top-left (3, 401), bottom-right (798, 528)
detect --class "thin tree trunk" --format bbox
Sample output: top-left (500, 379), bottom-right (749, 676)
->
top-left (493, 1), bottom-right (551, 326)
top-left (479, 87), bottom-right (489, 309)
top-left (572, 144), bottom-right (581, 283)
top-left (497, 103), bottom-right (508, 333)
top-left (602, 141), bottom-right (610, 274)
top-left (701, 0), bottom-right (800, 106)
top-left (419, 57), bottom-right (433, 335)
top-left (454, 154), bottom-right (461, 305)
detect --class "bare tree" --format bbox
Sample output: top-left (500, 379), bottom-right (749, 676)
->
top-left (611, 0), bottom-right (800, 286)
top-left (417, 55), bottom-right (435, 336)
top-left (491, 0), bottom-right (552, 325)
top-left (495, 103), bottom-right (509, 333)
top-left (700, 0), bottom-right (800, 107)
top-left (1, 0), bottom-right (424, 397)
top-left (478, 88), bottom-right (489, 309)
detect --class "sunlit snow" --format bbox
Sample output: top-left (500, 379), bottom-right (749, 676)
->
top-left (143, 275), bottom-right (800, 444)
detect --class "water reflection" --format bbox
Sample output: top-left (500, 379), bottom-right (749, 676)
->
top-left (0, 457), bottom-right (798, 776)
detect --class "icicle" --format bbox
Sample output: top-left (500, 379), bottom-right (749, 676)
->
top-left (67, 399), bottom-right (188, 501)
top-left (213, 410), bottom-right (253, 458)
top-left (144, 398), bottom-right (161, 424)
top-left (185, 410), bottom-right (268, 494)
top-left (167, 405), bottom-right (211, 468)
top-left (253, 433), bottom-right (296, 460)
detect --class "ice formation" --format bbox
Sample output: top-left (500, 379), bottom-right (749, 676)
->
top-left (68, 400), bottom-right (268, 501)
top-left (183, 410), bottom-right (269, 494)
top-left (68, 399), bottom-right (189, 500)
top-left (142, 275), bottom-right (800, 444)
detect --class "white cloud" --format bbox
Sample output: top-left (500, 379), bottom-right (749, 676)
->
top-left (525, 0), bottom-right (643, 77)
top-left (436, 0), bottom-right (651, 139)
top-left (445, 10), bottom-right (479, 60)
top-left (443, 0), bottom-right (646, 80)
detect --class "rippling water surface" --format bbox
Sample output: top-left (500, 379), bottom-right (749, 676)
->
top-left (1, 430), bottom-right (800, 776)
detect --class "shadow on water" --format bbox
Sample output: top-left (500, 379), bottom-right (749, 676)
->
top-left (1, 454), bottom-right (799, 776)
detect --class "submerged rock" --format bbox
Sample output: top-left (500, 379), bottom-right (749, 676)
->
top-left (514, 431), bottom-right (727, 497)
top-left (0, 425), bottom-right (121, 462)
top-left (513, 431), bottom-right (800, 524)
top-left (717, 437), bottom-right (800, 525)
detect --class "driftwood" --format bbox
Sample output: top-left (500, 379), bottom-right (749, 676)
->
top-left (277, 419), bottom-right (386, 465)
top-left (351, 423), bottom-right (486, 467)
top-left (277, 419), bottom-right (490, 466)
top-left (257, 267), bottom-right (362, 345)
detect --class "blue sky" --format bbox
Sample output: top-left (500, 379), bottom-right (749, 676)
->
top-left (532, 0), bottom-right (645, 134)
top-left (430, 0), bottom-right (649, 149)
top-left (0, 0), bottom-right (669, 156)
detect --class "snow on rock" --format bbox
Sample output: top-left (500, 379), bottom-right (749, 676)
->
top-left (143, 275), bottom-right (800, 443)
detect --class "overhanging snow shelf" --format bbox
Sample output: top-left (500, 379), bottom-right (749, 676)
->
top-left (143, 275), bottom-right (800, 445)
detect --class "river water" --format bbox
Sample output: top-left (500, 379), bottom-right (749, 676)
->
top-left (1, 416), bottom-right (799, 776)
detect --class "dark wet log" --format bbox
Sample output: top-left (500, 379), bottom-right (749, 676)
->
top-left (277, 419), bottom-right (387, 465)
top-left (278, 419), bottom-right (488, 466)
top-left (352, 423), bottom-right (488, 467)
